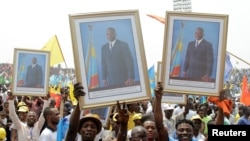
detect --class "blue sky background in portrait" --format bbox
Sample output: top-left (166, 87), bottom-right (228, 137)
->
top-left (171, 20), bottom-right (220, 79)
top-left (80, 19), bottom-right (140, 87)
top-left (17, 53), bottom-right (46, 86)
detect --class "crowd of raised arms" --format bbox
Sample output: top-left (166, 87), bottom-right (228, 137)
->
top-left (0, 63), bottom-right (249, 141)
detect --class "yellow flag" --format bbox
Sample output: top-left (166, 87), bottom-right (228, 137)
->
top-left (68, 82), bottom-right (78, 105)
top-left (41, 35), bottom-right (65, 66)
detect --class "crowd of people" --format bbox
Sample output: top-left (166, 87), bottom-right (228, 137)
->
top-left (0, 62), bottom-right (249, 141)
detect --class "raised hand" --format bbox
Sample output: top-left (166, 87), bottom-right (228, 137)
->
top-left (115, 101), bottom-right (129, 125)
top-left (154, 81), bottom-right (163, 98)
top-left (73, 83), bottom-right (85, 100)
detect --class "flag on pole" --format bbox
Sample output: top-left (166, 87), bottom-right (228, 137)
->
top-left (57, 117), bottom-right (64, 141)
top-left (148, 65), bottom-right (155, 98)
top-left (42, 35), bottom-right (66, 66)
top-left (68, 82), bottom-right (78, 105)
top-left (170, 22), bottom-right (184, 77)
top-left (57, 103), bottom-right (68, 141)
top-left (85, 25), bottom-right (99, 89)
top-left (240, 75), bottom-right (250, 106)
top-left (224, 53), bottom-right (233, 82)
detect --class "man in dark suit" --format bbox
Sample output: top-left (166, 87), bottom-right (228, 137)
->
top-left (101, 27), bottom-right (134, 87)
top-left (25, 57), bottom-right (43, 87)
top-left (184, 27), bottom-right (214, 81)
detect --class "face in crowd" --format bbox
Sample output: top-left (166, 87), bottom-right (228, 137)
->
top-left (26, 111), bottom-right (37, 127)
top-left (143, 120), bottom-right (158, 140)
top-left (175, 119), bottom-right (194, 141)
top-left (131, 126), bottom-right (147, 141)
top-left (79, 120), bottom-right (99, 141)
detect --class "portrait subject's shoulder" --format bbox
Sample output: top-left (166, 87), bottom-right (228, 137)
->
top-left (188, 40), bottom-right (195, 46)
top-left (116, 39), bottom-right (128, 45)
top-left (101, 43), bottom-right (109, 48)
top-left (203, 39), bottom-right (212, 45)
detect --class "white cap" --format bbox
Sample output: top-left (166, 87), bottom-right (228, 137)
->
top-left (163, 103), bottom-right (174, 111)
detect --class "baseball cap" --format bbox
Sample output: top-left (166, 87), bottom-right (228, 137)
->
top-left (17, 106), bottom-right (29, 112)
top-left (78, 113), bottom-right (102, 134)
top-left (0, 128), bottom-right (6, 140)
top-left (191, 114), bottom-right (202, 121)
top-left (17, 102), bottom-right (27, 107)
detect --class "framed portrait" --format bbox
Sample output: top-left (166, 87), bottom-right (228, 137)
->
top-left (12, 48), bottom-right (50, 96)
top-left (69, 10), bottom-right (151, 109)
top-left (89, 106), bottom-right (112, 128)
top-left (162, 92), bottom-right (187, 104)
top-left (162, 11), bottom-right (228, 96)
top-left (157, 61), bottom-right (187, 104)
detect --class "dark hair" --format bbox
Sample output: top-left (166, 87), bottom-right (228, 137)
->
top-left (43, 107), bottom-right (53, 119)
top-left (198, 103), bottom-right (208, 110)
top-left (107, 27), bottom-right (116, 35)
top-left (141, 113), bottom-right (154, 124)
top-left (242, 105), bottom-right (250, 114)
top-left (239, 104), bottom-right (245, 111)
top-left (175, 119), bottom-right (194, 129)
top-left (197, 27), bottom-right (204, 35)
top-left (131, 126), bottom-right (147, 137)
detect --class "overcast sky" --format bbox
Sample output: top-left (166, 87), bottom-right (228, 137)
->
top-left (0, 0), bottom-right (249, 68)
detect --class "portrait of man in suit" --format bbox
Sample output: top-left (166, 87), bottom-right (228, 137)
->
top-left (101, 27), bottom-right (135, 87)
top-left (184, 27), bottom-right (214, 82)
top-left (25, 57), bottom-right (43, 87)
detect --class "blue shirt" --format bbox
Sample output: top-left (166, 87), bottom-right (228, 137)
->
top-left (237, 116), bottom-right (250, 125)
top-left (169, 136), bottom-right (198, 141)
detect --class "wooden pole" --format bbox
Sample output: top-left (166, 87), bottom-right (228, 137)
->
top-left (55, 35), bottom-right (68, 69)
top-left (227, 51), bottom-right (250, 66)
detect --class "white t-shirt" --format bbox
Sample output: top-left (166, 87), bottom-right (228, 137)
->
top-left (39, 127), bottom-right (57, 141)
top-left (173, 106), bottom-right (184, 116)
top-left (193, 132), bottom-right (206, 141)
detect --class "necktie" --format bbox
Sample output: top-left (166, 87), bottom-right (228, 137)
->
top-left (195, 41), bottom-right (199, 48)
top-left (109, 43), bottom-right (113, 52)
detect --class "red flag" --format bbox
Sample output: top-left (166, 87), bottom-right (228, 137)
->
top-left (208, 96), bottom-right (232, 115)
top-left (50, 93), bottom-right (61, 108)
top-left (240, 75), bottom-right (250, 106)
top-left (49, 87), bottom-right (61, 108)
top-left (147, 14), bottom-right (165, 24)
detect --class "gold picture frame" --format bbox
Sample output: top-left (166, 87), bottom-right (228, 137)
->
top-left (12, 48), bottom-right (50, 96)
top-left (162, 11), bottom-right (228, 96)
top-left (69, 10), bottom-right (150, 109)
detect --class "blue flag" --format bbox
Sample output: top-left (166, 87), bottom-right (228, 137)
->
top-left (148, 65), bottom-right (155, 98)
top-left (57, 117), bottom-right (69, 141)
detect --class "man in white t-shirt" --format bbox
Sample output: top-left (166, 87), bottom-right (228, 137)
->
top-left (39, 107), bottom-right (60, 141)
